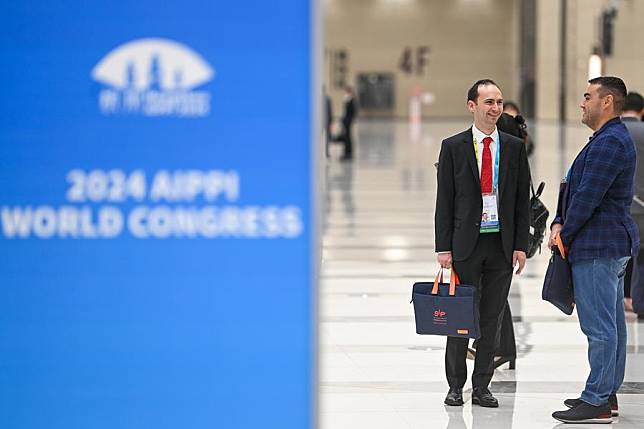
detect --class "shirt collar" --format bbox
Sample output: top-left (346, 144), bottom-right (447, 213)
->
top-left (472, 124), bottom-right (499, 144)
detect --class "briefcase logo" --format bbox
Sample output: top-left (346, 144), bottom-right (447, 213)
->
top-left (433, 309), bottom-right (447, 325)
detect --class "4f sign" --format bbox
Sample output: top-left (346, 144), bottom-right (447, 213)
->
top-left (92, 38), bottom-right (215, 117)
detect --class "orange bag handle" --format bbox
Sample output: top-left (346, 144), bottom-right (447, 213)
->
top-left (554, 233), bottom-right (566, 259)
top-left (431, 268), bottom-right (461, 296)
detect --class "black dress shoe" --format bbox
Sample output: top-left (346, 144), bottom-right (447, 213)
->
top-left (472, 387), bottom-right (499, 408)
top-left (444, 388), bottom-right (464, 406)
top-left (565, 394), bottom-right (618, 416)
top-left (493, 355), bottom-right (516, 370)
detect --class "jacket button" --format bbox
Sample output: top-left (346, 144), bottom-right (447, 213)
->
top-left (475, 222), bottom-right (480, 227)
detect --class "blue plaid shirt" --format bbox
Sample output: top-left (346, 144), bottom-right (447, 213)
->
top-left (553, 117), bottom-right (639, 263)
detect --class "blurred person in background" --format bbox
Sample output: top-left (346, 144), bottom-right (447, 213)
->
top-left (324, 86), bottom-right (333, 158)
top-left (550, 77), bottom-right (638, 424)
top-left (337, 86), bottom-right (357, 161)
top-left (499, 101), bottom-right (534, 157)
top-left (622, 91), bottom-right (644, 318)
top-left (502, 100), bottom-right (520, 117)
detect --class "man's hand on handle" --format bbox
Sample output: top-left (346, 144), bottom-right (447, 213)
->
top-left (437, 252), bottom-right (452, 269)
top-left (548, 223), bottom-right (562, 249)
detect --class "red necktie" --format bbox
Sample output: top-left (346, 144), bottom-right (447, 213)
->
top-left (481, 136), bottom-right (493, 193)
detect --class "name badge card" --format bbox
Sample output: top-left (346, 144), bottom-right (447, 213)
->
top-left (481, 193), bottom-right (500, 233)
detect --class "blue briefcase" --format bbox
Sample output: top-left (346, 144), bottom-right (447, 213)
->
top-left (542, 234), bottom-right (575, 315)
top-left (411, 269), bottom-right (480, 339)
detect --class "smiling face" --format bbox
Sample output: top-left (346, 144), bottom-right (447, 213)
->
top-left (580, 83), bottom-right (606, 130)
top-left (467, 84), bottom-right (503, 133)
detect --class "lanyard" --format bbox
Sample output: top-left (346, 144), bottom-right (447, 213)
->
top-left (473, 137), bottom-right (500, 192)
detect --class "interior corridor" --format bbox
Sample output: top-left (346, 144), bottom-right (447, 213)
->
top-left (319, 119), bottom-right (644, 428)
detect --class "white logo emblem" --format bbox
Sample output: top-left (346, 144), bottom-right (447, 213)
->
top-left (92, 38), bottom-right (215, 117)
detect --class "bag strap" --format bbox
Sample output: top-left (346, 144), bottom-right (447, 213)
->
top-left (554, 233), bottom-right (567, 259)
top-left (531, 181), bottom-right (545, 199)
top-left (432, 268), bottom-right (461, 296)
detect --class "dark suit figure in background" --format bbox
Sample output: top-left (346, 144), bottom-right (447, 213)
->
top-left (551, 77), bottom-right (638, 424)
top-left (622, 92), bottom-right (644, 318)
top-left (435, 79), bottom-right (530, 408)
top-left (324, 87), bottom-right (333, 158)
top-left (339, 86), bottom-right (357, 160)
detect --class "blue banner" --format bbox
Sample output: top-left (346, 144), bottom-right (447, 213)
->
top-left (0, 2), bottom-right (315, 428)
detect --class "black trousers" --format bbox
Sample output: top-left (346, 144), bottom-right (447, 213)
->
top-left (448, 233), bottom-right (513, 389)
top-left (325, 124), bottom-right (332, 157)
top-left (625, 215), bottom-right (644, 299)
top-left (472, 302), bottom-right (516, 357)
top-left (497, 304), bottom-right (517, 357)
top-left (342, 122), bottom-right (353, 158)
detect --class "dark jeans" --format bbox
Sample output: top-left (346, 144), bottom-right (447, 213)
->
top-left (448, 233), bottom-right (513, 389)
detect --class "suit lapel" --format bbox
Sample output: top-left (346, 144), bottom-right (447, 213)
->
top-left (464, 128), bottom-right (480, 188)
top-left (498, 132), bottom-right (509, 198)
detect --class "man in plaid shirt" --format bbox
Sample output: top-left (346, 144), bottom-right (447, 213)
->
top-left (550, 76), bottom-right (639, 424)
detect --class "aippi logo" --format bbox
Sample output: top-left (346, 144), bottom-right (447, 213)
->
top-left (434, 309), bottom-right (446, 318)
top-left (91, 38), bottom-right (215, 117)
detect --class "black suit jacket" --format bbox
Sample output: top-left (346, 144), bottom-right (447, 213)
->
top-left (341, 97), bottom-right (356, 126)
top-left (435, 128), bottom-right (530, 262)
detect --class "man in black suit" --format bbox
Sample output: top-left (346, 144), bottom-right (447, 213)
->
top-left (339, 86), bottom-right (357, 160)
top-left (435, 79), bottom-right (530, 408)
top-left (324, 87), bottom-right (333, 158)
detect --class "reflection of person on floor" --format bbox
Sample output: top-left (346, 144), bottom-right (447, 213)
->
top-left (621, 92), bottom-right (644, 318)
top-left (444, 406), bottom-right (467, 429)
top-left (324, 160), bottom-right (356, 234)
top-left (435, 79), bottom-right (530, 409)
top-left (444, 393), bottom-right (517, 429)
top-left (337, 86), bottom-right (357, 161)
top-left (550, 77), bottom-right (638, 424)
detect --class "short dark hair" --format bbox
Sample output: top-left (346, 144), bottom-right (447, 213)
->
top-left (503, 101), bottom-right (520, 113)
top-left (624, 92), bottom-right (644, 113)
top-left (588, 76), bottom-right (627, 114)
top-left (467, 79), bottom-right (500, 103)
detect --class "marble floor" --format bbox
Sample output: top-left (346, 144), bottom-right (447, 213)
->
top-left (319, 120), bottom-right (644, 428)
